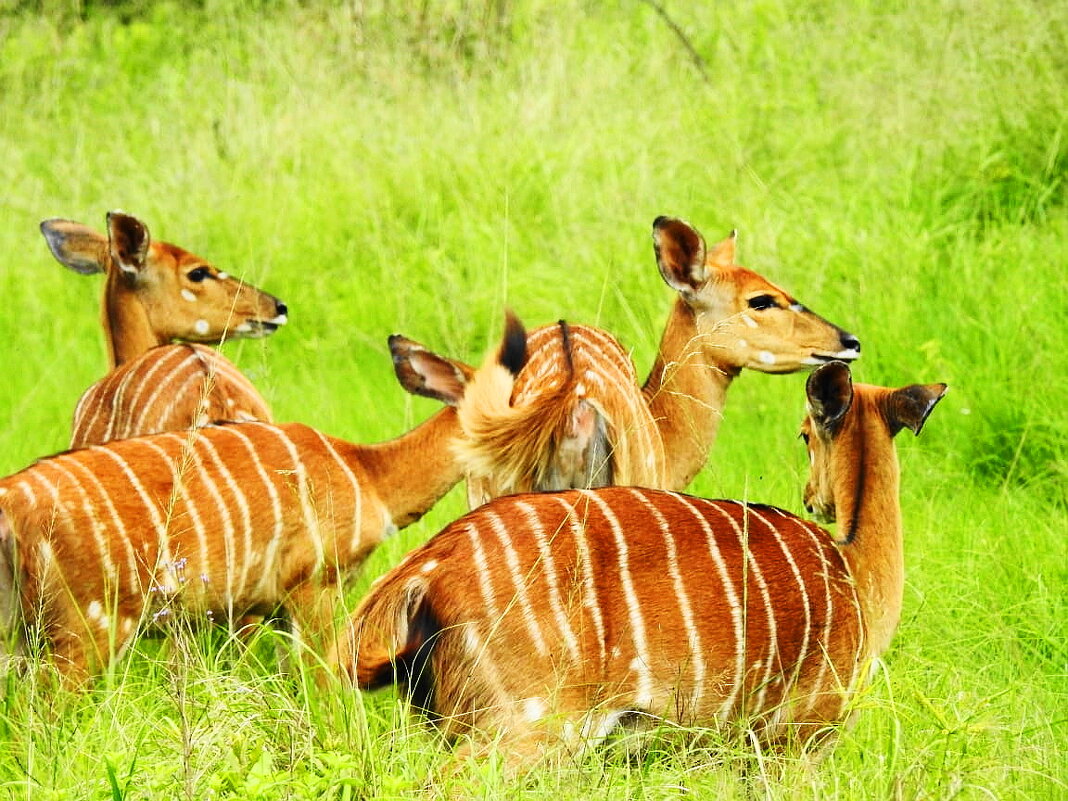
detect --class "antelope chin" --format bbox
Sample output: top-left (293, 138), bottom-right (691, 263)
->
top-left (804, 348), bottom-right (860, 366)
top-left (234, 314), bottom-right (287, 339)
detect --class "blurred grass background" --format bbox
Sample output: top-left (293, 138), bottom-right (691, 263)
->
top-left (0, 0), bottom-right (1064, 797)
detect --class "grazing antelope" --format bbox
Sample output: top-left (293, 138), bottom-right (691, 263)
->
top-left (401, 217), bottom-right (860, 505)
top-left (40, 212), bottom-right (288, 448)
top-left (0, 315), bottom-right (526, 683)
top-left (337, 361), bottom-right (946, 768)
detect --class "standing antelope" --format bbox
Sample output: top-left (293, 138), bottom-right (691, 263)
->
top-left (0, 315), bottom-right (525, 683)
top-left (338, 361), bottom-right (946, 767)
top-left (399, 216), bottom-right (861, 505)
top-left (40, 212), bottom-right (288, 448)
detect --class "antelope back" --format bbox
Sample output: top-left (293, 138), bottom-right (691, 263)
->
top-left (70, 343), bottom-right (272, 449)
top-left (344, 486), bottom-right (864, 745)
top-left (652, 217), bottom-right (860, 373)
top-left (0, 421), bottom-right (386, 672)
top-left (40, 211), bottom-right (288, 366)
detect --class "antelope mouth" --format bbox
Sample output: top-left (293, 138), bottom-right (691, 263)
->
top-left (804, 347), bottom-right (860, 366)
top-left (233, 314), bottom-right (288, 338)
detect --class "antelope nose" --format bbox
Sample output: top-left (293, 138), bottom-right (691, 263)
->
top-left (841, 332), bottom-right (861, 353)
top-left (276, 301), bottom-right (288, 317)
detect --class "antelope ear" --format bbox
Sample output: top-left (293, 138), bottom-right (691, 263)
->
top-left (652, 216), bottom-right (708, 293)
top-left (806, 360), bottom-right (854, 433)
top-left (40, 219), bottom-right (108, 275)
top-left (106, 211), bottom-right (151, 275)
top-left (706, 229), bottom-right (738, 268)
top-left (886, 383), bottom-right (948, 437)
top-left (388, 335), bottom-right (474, 407)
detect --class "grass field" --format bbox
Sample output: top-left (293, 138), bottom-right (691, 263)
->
top-left (0, 0), bottom-right (1065, 797)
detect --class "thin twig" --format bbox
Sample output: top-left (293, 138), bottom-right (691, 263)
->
top-left (639, 0), bottom-right (713, 86)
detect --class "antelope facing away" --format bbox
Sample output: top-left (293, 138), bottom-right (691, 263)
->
top-left (399, 217), bottom-right (861, 506)
top-left (0, 315), bottom-right (526, 683)
top-left (40, 212), bottom-right (288, 448)
top-left (337, 361), bottom-right (946, 768)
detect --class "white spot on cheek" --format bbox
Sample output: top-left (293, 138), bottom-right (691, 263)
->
top-left (758, 350), bottom-right (777, 365)
top-left (420, 560), bottom-right (438, 574)
top-left (181, 289), bottom-right (197, 303)
top-left (742, 314), bottom-right (759, 329)
top-left (194, 319), bottom-right (210, 336)
top-left (522, 696), bottom-right (548, 722)
top-left (217, 272), bottom-right (229, 280)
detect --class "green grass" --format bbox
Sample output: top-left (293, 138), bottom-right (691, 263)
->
top-left (0, 0), bottom-right (1065, 797)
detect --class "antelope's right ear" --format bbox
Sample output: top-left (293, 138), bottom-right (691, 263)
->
top-left (106, 211), bottom-right (151, 275)
top-left (653, 216), bottom-right (708, 293)
top-left (886, 383), bottom-right (948, 437)
top-left (388, 335), bottom-right (474, 407)
top-left (806, 360), bottom-right (854, 434)
top-left (40, 219), bottom-right (108, 275)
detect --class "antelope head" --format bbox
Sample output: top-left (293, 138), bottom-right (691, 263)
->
top-left (801, 360), bottom-right (947, 524)
top-left (41, 211), bottom-right (288, 365)
top-left (652, 216), bottom-right (860, 374)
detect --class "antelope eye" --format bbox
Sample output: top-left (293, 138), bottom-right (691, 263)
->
top-left (748, 294), bottom-right (778, 310)
top-left (187, 267), bottom-right (211, 283)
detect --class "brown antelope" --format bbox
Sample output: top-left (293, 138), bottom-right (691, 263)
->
top-left (40, 212), bottom-right (288, 448)
top-left (0, 315), bottom-right (526, 683)
top-left (337, 361), bottom-right (946, 767)
top-left (400, 217), bottom-right (860, 505)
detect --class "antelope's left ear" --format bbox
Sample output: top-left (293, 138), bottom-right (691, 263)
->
top-left (389, 335), bottom-right (474, 406)
top-left (806, 360), bottom-right (853, 433)
top-left (885, 383), bottom-right (948, 436)
top-left (106, 211), bottom-right (151, 275)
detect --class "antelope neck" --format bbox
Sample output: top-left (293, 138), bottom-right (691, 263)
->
top-left (832, 405), bottom-right (904, 655)
top-left (642, 299), bottom-right (738, 488)
top-left (359, 406), bottom-right (465, 528)
top-left (103, 278), bottom-right (167, 367)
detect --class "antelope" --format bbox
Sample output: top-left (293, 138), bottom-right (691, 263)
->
top-left (337, 361), bottom-right (946, 768)
top-left (40, 212), bottom-right (288, 448)
top-left (400, 216), bottom-right (861, 505)
top-left (0, 315), bottom-right (526, 683)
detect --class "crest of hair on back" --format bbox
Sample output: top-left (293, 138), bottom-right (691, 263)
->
top-left (455, 320), bottom-right (646, 494)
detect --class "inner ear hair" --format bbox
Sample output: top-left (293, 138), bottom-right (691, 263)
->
top-left (806, 360), bottom-right (854, 432)
top-left (653, 216), bottom-right (708, 291)
top-left (106, 211), bottom-right (151, 273)
top-left (886, 383), bottom-right (948, 436)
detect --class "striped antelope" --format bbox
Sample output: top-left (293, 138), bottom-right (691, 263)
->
top-left (40, 212), bottom-right (288, 448)
top-left (0, 315), bottom-right (525, 683)
top-left (337, 361), bottom-right (946, 767)
top-left (405, 216), bottom-right (861, 506)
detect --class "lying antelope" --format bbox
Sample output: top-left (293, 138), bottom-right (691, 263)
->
top-left (40, 212), bottom-right (288, 448)
top-left (338, 361), bottom-right (946, 767)
top-left (0, 315), bottom-right (525, 683)
top-left (400, 217), bottom-right (861, 505)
